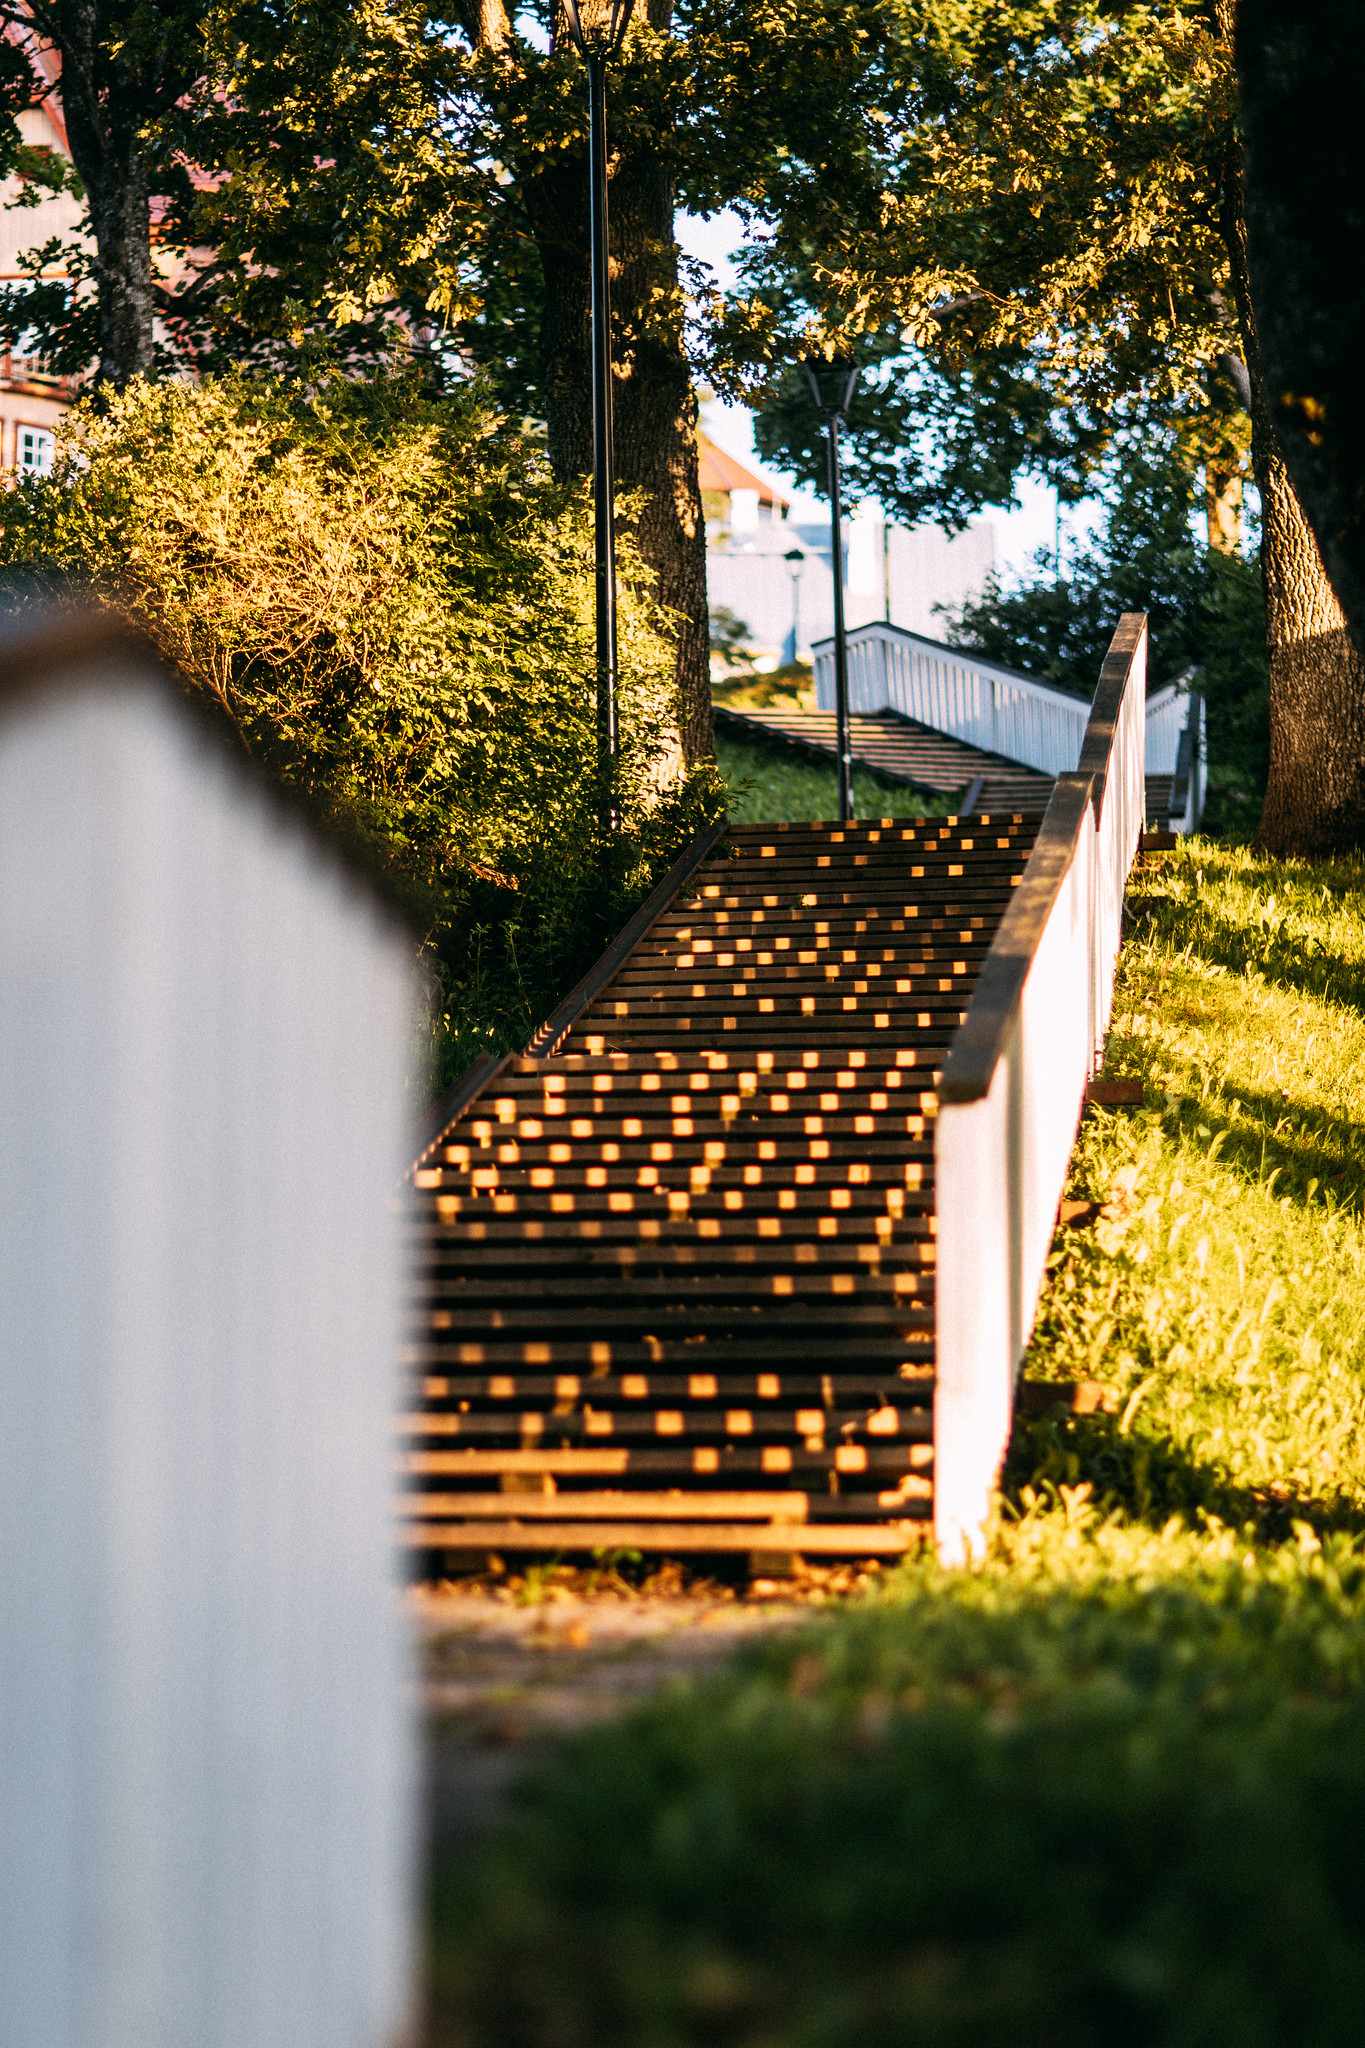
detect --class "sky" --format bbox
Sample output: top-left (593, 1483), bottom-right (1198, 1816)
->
top-left (678, 208), bottom-right (1076, 588)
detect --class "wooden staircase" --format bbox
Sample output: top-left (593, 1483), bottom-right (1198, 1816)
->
top-left (717, 703), bottom-right (1177, 831)
top-left (716, 705), bottom-right (1054, 813)
top-left (402, 812), bottom-right (1037, 1564)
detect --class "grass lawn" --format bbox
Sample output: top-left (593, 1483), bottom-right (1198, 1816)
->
top-left (430, 841), bottom-right (1365, 2047)
top-left (717, 730), bottom-right (958, 825)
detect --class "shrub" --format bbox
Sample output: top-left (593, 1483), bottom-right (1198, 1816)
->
top-left (0, 372), bottom-right (723, 1085)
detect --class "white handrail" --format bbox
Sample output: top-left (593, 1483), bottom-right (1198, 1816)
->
top-left (812, 619), bottom-right (1189, 784)
top-left (932, 614), bottom-right (1148, 1563)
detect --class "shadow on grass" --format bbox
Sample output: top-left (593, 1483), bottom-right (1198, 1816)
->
top-left (1156, 1078), bottom-right (1365, 1217)
top-left (1129, 881), bottom-right (1365, 1018)
top-left (425, 1540), bottom-right (1365, 2048)
top-left (1005, 1402), bottom-right (1365, 1544)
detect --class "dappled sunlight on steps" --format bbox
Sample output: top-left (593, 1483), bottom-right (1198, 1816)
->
top-left (402, 815), bottom-right (1037, 1562)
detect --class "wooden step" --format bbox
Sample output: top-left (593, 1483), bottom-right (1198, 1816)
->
top-left (402, 816), bottom-right (1034, 1561)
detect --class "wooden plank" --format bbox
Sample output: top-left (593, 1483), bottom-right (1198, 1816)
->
top-left (409, 1371), bottom-right (935, 1400)
top-left (399, 1490), bottom-right (811, 1520)
top-left (1086, 1077), bottom-right (1143, 1106)
top-left (400, 1519), bottom-right (924, 1552)
top-left (397, 1447), bottom-right (632, 1473)
top-left (401, 1442), bottom-right (927, 1473)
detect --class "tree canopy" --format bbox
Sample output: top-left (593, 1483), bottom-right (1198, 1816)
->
top-left (1, 0), bottom-right (1360, 848)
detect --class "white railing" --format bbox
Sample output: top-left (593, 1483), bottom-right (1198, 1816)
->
top-left (0, 615), bottom-right (416, 2048)
top-left (932, 614), bottom-right (1148, 1563)
top-left (813, 621), bottom-right (1089, 775)
top-left (1144, 679), bottom-right (1186, 776)
top-left (812, 621), bottom-right (1198, 813)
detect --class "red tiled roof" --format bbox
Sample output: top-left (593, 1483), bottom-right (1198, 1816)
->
top-left (698, 432), bottom-right (789, 509)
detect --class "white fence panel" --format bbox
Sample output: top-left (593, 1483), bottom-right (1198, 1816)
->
top-left (815, 620), bottom-right (1188, 797)
top-left (1085, 619), bottom-right (1148, 1055)
top-left (1144, 682), bottom-right (1184, 775)
top-left (0, 619), bottom-right (416, 2048)
top-left (933, 614), bottom-right (1148, 1562)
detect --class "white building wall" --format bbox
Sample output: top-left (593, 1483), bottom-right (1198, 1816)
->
top-left (707, 510), bottom-right (997, 666)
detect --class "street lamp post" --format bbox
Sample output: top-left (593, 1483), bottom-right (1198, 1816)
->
top-left (783, 546), bottom-right (805, 667)
top-left (803, 353), bottom-right (859, 823)
top-left (562, 0), bottom-right (635, 821)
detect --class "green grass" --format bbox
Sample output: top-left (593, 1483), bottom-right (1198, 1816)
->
top-left (430, 840), bottom-right (1365, 2047)
top-left (717, 731), bottom-right (959, 825)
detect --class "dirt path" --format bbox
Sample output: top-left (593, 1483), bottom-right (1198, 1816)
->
top-left (414, 1577), bottom-right (835, 1857)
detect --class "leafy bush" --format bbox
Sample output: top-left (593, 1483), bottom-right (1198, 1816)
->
top-left (945, 455), bottom-right (1269, 832)
top-left (0, 373), bottom-right (722, 1086)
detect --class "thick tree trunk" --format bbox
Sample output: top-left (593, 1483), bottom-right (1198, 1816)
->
top-left (523, 11), bottom-right (712, 769)
top-left (1220, 18), bottom-right (1365, 853)
top-left (79, 153), bottom-right (155, 387)
top-left (55, 1), bottom-right (156, 387)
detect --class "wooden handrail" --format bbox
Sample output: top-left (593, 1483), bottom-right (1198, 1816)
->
top-left (411, 815), bottom-right (729, 1164)
top-left (411, 1051), bottom-right (515, 1170)
top-left (938, 611), bottom-right (1148, 1106)
top-left (1076, 610), bottom-right (1147, 819)
top-left (939, 774), bottom-right (1094, 1104)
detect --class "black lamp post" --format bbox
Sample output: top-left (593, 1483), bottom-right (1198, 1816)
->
top-left (803, 352), bottom-right (859, 823)
top-left (562, 0), bottom-right (635, 820)
top-left (783, 546), bottom-right (805, 666)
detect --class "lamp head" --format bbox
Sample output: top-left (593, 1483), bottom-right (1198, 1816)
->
top-left (783, 547), bottom-right (806, 578)
top-left (561, 0), bottom-right (636, 58)
top-left (802, 352), bottom-right (860, 420)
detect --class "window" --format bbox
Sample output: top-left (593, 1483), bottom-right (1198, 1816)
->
top-left (18, 426), bottom-right (54, 476)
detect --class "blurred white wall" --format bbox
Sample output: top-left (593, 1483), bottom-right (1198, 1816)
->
top-left (0, 622), bottom-right (416, 2048)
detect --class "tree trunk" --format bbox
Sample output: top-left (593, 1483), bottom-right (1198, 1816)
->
top-left (1204, 464), bottom-right (1242, 552)
top-left (522, 8), bottom-right (712, 770)
top-left (1220, 18), bottom-right (1365, 852)
top-left (54, 1), bottom-right (156, 387)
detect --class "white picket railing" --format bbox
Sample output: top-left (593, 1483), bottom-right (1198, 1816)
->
top-left (932, 614), bottom-right (1148, 1563)
top-left (813, 620), bottom-right (1089, 775)
top-left (0, 616), bottom-right (416, 2048)
top-left (812, 620), bottom-right (1198, 811)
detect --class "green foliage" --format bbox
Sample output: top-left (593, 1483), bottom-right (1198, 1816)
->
top-left (713, 659), bottom-right (815, 710)
top-left (708, 604), bottom-right (757, 673)
top-left (736, 6), bottom-right (1251, 552)
top-left (0, 371), bottom-right (718, 1085)
top-left (945, 452), bottom-right (1269, 826)
top-left (430, 840), bottom-right (1365, 2043)
top-left (752, 338), bottom-right (1070, 533)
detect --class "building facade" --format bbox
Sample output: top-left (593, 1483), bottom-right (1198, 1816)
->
top-left (0, 52), bottom-right (83, 473)
top-left (703, 438), bottom-right (997, 670)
